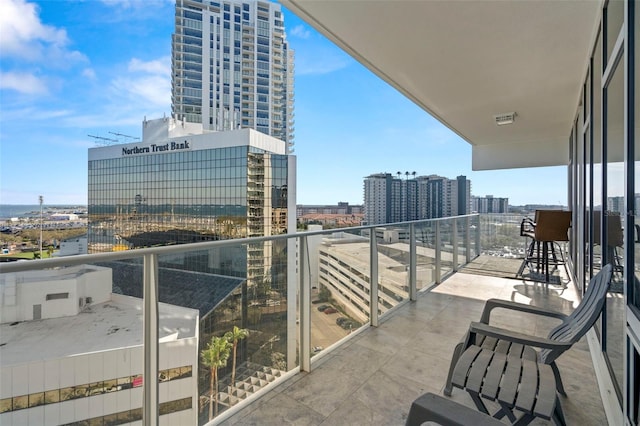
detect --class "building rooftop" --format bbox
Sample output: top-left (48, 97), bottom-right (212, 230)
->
top-left (98, 261), bottom-right (245, 318)
top-left (0, 294), bottom-right (198, 368)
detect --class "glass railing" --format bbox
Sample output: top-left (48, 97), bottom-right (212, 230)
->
top-left (0, 214), bottom-right (480, 425)
top-left (479, 213), bottom-right (532, 258)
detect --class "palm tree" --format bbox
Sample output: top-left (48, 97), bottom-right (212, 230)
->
top-left (201, 336), bottom-right (231, 420)
top-left (412, 171), bottom-right (417, 179)
top-left (225, 326), bottom-right (249, 402)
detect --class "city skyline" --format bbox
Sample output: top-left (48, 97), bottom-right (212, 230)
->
top-left (0, 0), bottom-right (567, 207)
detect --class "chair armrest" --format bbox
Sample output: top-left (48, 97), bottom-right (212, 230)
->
top-left (468, 322), bottom-right (573, 351)
top-left (480, 298), bottom-right (568, 324)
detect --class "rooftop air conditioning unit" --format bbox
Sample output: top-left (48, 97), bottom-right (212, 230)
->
top-left (85, 297), bottom-right (93, 304)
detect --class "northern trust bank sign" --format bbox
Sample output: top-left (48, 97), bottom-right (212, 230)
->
top-left (121, 140), bottom-right (191, 156)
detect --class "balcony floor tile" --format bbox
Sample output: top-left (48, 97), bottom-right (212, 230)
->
top-left (224, 266), bottom-right (607, 426)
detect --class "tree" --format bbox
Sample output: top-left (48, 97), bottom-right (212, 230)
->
top-left (318, 285), bottom-right (331, 302)
top-left (201, 336), bottom-right (231, 420)
top-left (224, 326), bottom-right (249, 402)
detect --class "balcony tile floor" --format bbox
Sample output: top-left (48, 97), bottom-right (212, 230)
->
top-left (224, 271), bottom-right (606, 425)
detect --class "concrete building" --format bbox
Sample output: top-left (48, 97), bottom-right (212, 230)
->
top-left (316, 231), bottom-right (437, 322)
top-left (0, 265), bottom-right (199, 425)
top-left (56, 236), bottom-right (88, 257)
top-left (296, 202), bottom-right (363, 216)
top-left (472, 195), bottom-right (509, 214)
top-left (363, 173), bottom-right (471, 224)
top-left (172, 0), bottom-right (294, 149)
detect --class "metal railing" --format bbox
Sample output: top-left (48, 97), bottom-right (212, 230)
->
top-left (0, 214), bottom-right (481, 425)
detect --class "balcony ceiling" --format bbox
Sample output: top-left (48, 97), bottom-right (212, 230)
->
top-left (281, 0), bottom-right (602, 170)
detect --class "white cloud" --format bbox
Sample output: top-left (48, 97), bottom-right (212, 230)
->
top-left (111, 74), bottom-right (170, 108)
top-left (100, 0), bottom-right (172, 9)
top-left (82, 68), bottom-right (97, 79)
top-left (0, 71), bottom-right (48, 95)
top-left (0, 0), bottom-right (86, 65)
top-left (295, 48), bottom-right (352, 75)
top-left (290, 25), bottom-right (311, 39)
top-left (103, 56), bottom-right (171, 117)
top-left (128, 57), bottom-right (170, 76)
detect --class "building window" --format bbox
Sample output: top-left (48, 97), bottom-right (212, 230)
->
top-left (46, 292), bottom-right (69, 301)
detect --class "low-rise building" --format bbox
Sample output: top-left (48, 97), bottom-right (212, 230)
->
top-left (0, 265), bottom-right (199, 425)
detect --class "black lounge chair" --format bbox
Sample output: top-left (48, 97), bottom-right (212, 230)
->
top-left (444, 263), bottom-right (613, 397)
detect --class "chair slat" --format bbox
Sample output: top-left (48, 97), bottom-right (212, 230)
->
top-left (498, 356), bottom-right (522, 406)
top-left (533, 364), bottom-right (557, 420)
top-left (466, 349), bottom-right (494, 393)
top-left (514, 359), bottom-right (538, 412)
top-left (481, 351), bottom-right (507, 400)
top-left (452, 345), bottom-right (482, 389)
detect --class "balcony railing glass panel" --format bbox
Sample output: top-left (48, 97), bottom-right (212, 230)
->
top-left (0, 214), bottom-right (482, 425)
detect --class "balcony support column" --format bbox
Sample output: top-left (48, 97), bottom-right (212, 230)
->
top-left (143, 253), bottom-right (159, 426)
top-left (452, 218), bottom-right (459, 271)
top-left (435, 221), bottom-right (442, 284)
top-left (370, 230), bottom-right (379, 327)
top-left (299, 236), bottom-right (311, 372)
top-left (409, 224), bottom-right (417, 301)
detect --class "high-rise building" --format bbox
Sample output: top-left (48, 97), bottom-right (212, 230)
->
top-left (172, 0), bottom-right (294, 151)
top-left (472, 195), bottom-right (509, 213)
top-left (88, 118), bottom-right (296, 293)
top-left (87, 118), bottom-right (297, 418)
top-left (363, 173), bottom-right (471, 225)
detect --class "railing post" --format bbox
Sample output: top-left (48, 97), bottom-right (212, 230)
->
top-left (370, 230), bottom-right (379, 327)
top-left (475, 215), bottom-right (482, 256)
top-left (435, 221), bottom-right (441, 284)
top-left (452, 218), bottom-right (458, 271)
top-left (299, 236), bottom-right (311, 372)
top-left (143, 253), bottom-right (159, 426)
top-left (409, 223), bottom-right (417, 301)
top-left (465, 216), bottom-right (471, 262)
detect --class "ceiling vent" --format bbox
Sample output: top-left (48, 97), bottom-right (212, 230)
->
top-left (495, 112), bottom-right (517, 126)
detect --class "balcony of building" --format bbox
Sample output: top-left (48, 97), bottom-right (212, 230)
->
top-left (0, 214), bottom-right (610, 426)
top-left (222, 259), bottom-right (606, 425)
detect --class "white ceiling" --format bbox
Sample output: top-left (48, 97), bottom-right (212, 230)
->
top-left (280, 0), bottom-right (603, 170)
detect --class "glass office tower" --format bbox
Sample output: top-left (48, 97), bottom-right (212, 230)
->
top-left (88, 118), bottom-right (293, 254)
top-left (88, 118), bottom-right (296, 421)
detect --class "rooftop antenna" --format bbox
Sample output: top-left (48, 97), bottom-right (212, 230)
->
top-left (88, 134), bottom-right (119, 146)
top-left (108, 132), bottom-right (140, 142)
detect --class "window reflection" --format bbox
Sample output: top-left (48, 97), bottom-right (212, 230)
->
top-left (604, 49), bottom-right (624, 400)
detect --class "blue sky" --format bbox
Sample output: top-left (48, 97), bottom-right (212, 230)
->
top-left (0, 0), bottom-right (567, 206)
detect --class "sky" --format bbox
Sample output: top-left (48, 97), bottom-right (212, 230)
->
top-left (0, 0), bottom-right (568, 207)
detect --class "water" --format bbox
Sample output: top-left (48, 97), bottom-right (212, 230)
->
top-left (0, 204), bottom-right (86, 220)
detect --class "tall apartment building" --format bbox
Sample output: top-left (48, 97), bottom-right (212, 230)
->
top-left (172, 0), bottom-right (294, 151)
top-left (472, 195), bottom-right (509, 213)
top-left (363, 173), bottom-right (471, 225)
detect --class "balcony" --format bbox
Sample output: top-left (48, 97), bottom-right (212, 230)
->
top-left (223, 265), bottom-right (606, 425)
top-left (0, 215), bottom-right (606, 425)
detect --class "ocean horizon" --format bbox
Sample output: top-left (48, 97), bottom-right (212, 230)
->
top-left (0, 204), bottom-right (87, 219)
